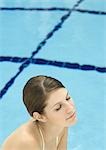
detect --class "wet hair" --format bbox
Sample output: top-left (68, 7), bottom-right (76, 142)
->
top-left (23, 75), bottom-right (65, 116)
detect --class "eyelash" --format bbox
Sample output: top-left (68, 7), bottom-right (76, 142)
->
top-left (55, 104), bottom-right (62, 111)
top-left (55, 97), bottom-right (71, 111)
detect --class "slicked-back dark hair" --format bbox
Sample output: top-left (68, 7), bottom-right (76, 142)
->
top-left (23, 75), bottom-right (65, 116)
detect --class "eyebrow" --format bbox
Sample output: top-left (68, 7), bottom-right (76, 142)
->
top-left (51, 91), bottom-right (69, 109)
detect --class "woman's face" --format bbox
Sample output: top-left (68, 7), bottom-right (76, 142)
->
top-left (44, 88), bottom-right (77, 127)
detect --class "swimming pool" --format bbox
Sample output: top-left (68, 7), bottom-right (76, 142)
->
top-left (0, 0), bottom-right (105, 149)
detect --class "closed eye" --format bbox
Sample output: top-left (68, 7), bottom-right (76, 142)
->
top-left (55, 97), bottom-right (71, 111)
top-left (55, 104), bottom-right (62, 111)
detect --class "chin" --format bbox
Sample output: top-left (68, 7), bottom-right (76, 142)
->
top-left (66, 117), bottom-right (78, 127)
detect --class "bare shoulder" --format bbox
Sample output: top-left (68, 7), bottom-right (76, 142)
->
top-left (2, 136), bottom-right (36, 150)
top-left (2, 121), bottom-right (39, 150)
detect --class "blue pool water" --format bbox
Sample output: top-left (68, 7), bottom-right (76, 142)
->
top-left (0, 0), bottom-right (105, 149)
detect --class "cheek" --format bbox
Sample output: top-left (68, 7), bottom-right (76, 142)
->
top-left (58, 110), bottom-right (66, 120)
top-left (46, 109), bottom-right (67, 121)
top-left (46, 111), bottom-right (57, 120)
top-left (48, 114), bottom-right (61, 124)
top-left (50, 112), bottom-right (64, 121)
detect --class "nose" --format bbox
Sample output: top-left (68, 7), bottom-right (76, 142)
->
top-left (65, 100), bottom-right (74, 114)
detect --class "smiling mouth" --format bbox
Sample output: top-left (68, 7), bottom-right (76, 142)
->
top-left (66, 112), bottom-right (76, 120)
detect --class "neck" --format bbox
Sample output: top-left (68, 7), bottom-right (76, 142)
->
top-left (37, 121), bottom-right (64, 143)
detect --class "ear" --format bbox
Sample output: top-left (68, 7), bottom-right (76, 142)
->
top-left (33, 112), bottom-right (47, 123)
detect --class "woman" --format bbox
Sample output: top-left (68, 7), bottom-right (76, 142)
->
top-left (2, 75), bottom-right (77, 150)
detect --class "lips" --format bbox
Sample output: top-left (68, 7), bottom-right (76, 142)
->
top-left (66, 112), bottom-right (76, 120)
